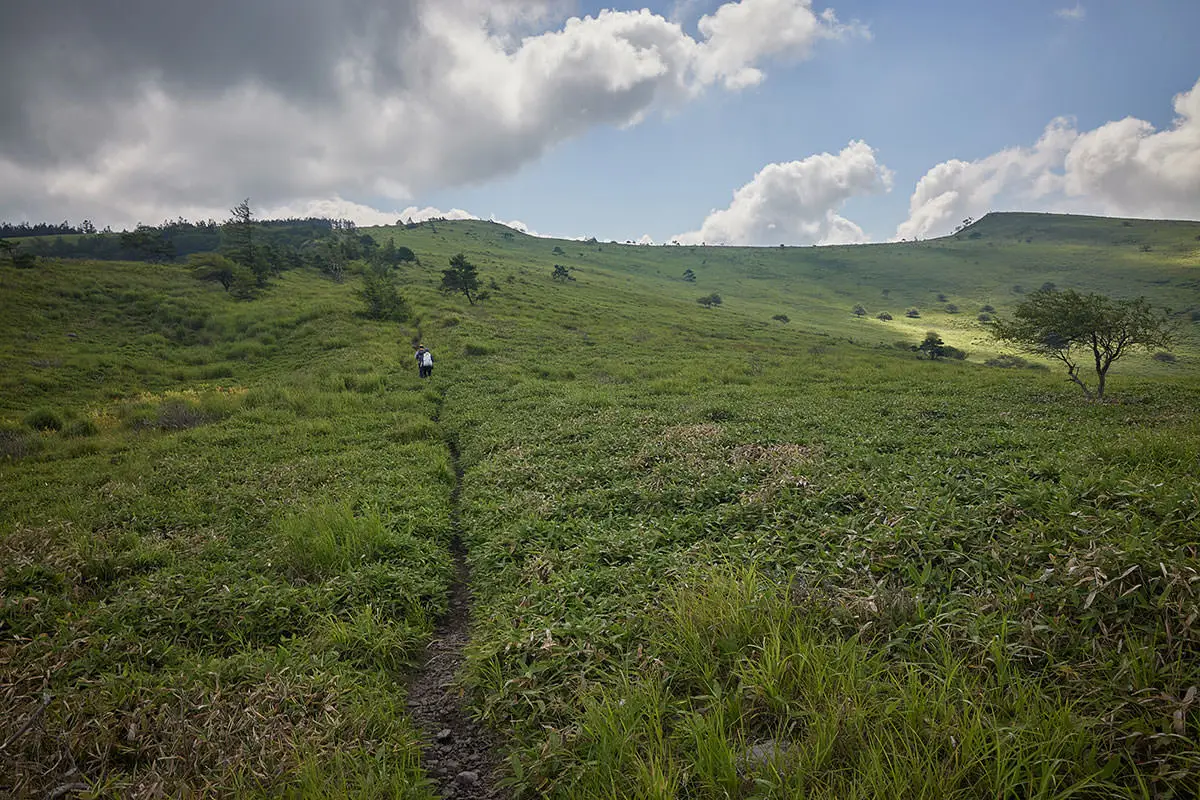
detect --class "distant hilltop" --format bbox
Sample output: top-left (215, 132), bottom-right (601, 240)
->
top-left (951, 211), bottom-right (1200, 251)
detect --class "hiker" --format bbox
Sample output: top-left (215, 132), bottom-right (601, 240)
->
top-left (419, 346), bottom-right (433, 378)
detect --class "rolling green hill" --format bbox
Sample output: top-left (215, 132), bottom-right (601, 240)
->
top-left (2, 212), bottom-right (1198, 798)
top-left (360, 212), bottom-right (1200, 363)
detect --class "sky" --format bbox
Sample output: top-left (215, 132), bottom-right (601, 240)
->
top-left (1, 0), bottom-right (1198, 244)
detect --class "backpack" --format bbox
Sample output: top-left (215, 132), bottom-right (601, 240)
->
top-left (422, 352), bottom-right (433, 367)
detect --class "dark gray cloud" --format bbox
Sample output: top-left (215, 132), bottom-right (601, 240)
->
top-left (0, 0), bottom-right (420, 160)
top-left (0, 0), bottom-right (852, 227)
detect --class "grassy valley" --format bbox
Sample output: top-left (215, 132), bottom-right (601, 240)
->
top-left (2, 213), bottom-right (1199, 798)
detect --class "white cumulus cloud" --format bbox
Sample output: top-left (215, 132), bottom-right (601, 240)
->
top-left (1055, 4), bottom-right (1086, 21)
top-left (0, 0), bottom-right (860, 228)
top-left (896, 76), bottom-right (1200, 239)
top-left (258, 196), bottom-right (541, 235)
top-left (675, 140), bottom-right (893, 245)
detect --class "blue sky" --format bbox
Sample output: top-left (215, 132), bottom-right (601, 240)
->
top-left (418, 0), bottom-right (1200, 242)
top-left (2, 0), bottom-right (1198, 243)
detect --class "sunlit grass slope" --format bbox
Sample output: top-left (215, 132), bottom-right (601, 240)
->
top-left (3, 210), bottom-right (1199, 798)
top-left (377, 213), bottom-right (1199, 797)
top-left (366, 212), bottom-right (1200, 366)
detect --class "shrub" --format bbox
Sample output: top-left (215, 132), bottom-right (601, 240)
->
top-left (157, 400), bottom-right (211, 430)
top-left (25, 408), bottom-right (63, 432)
top-left (1040, 282), bottom-right (1057, 292)
top-left (358, 267), bottom-right (411, 322)
top-left (984, 354), bottom-right (1047, 370)
top-left (697, 293), bottom-right (723, 309)
top-left (771, 314), bottom-right (789, 323)
top-left (980, 304), bottom-right (995, 313)
top-left (905, 308), bottom-right (920, 318)
top-left (876, 312), bottom-right (893, 321)
top-left (64, 418), bottom-right (98, 437)
top-left (945, 303), bottom-right (959, 313)
top-left (936, 293), bottom-right (948, 302)
top-left (1012, 285), bottom-right (1025, 294)
top-left (853, 304), bottom-right (867, 316)
top-left (914, 331), bottom-right (946, 359)
top-left (977, 313), bottom-right (993, 323)
top-left (0, 426), bottom-right (41, 459)
top-left (12, 251), bottom-right (38, 269)
top-left (1152, 351), bottom-right (1177, 363)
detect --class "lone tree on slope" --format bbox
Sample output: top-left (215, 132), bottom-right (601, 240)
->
top-left (440, 252), bottom-right (480, 305)
top-left (224, 198), bottom-right (267, 285)
top-left (991, 288), bottom-right (1175, 400)
top-left (913, 331), bottom-right (947, 360)
top-left (189, 252), bottom-right (256, 297)
top-left (697, 292), bottom-right (723, 309)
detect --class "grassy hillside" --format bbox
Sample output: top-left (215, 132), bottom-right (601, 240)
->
top-left (362, 213), bottom-right (1200, 365)
top-left (2, 214), bottom-right (1199, 798)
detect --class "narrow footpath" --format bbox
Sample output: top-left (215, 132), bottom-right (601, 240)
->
top-left (406, 437), bottom-right (504, 799)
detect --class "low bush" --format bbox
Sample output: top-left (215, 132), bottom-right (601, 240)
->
top-left (157, 399), bottom-right (211, 430)
top-left (64, 418), bottom-right (98, 437)
top-left (24, 407), bottom-right (62, 432)
top-left (984, 354), bottom-right (1048, 370)
top-left (0, 426), bottom-right (41, 459)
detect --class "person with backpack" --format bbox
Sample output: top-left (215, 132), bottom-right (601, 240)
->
top-left (414, 345), bottom-right (426, 377)
top-left (418, 346), bottom-right (433, 378)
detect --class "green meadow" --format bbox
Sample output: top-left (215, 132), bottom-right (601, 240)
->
top-left (2, 212), bottom-right (1199, 798)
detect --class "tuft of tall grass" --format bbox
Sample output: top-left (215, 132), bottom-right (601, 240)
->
top-left (0, 424), bottom-right (42, 458)
top-left (535, 568), bottom-right (1153, 798)
top-left (275, 504), bottom-right (398, 581)
top-left (311, 605), bottom-right (428, 673)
